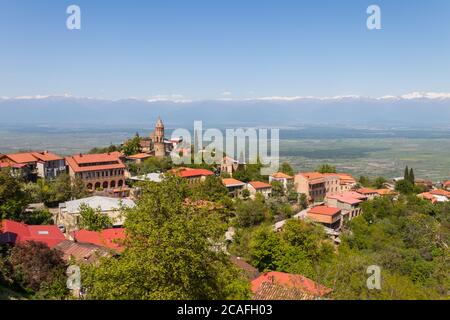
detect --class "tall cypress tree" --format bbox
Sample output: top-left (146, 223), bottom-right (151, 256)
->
top-left (404, 166), bottom-right (410, 181)
top-left (409, 168), bottom-right (415, 184)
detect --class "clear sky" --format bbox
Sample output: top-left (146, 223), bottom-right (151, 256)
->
top-left (1, 0), bottom-right (449, 100)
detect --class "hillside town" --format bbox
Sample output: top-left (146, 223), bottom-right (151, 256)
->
top-left (0, 118), bottom-right (449, 300)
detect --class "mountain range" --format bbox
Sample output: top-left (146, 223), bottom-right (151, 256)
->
top-left (1, 92), bottom-right (450, 128)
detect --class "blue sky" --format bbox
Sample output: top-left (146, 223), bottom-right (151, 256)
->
top-left (0, 0), bottom-right (449, 100)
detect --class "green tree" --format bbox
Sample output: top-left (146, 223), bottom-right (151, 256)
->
top-left (190, 175), bottom-right (229, 202)
top-left (81, 176), bottom-right (250, 300)
top-left (395, 179), bottom-right (415, 195)
top-left (241, 189), bottom-right (250, 200)
top-left (235, 198), bottom-right (267, 228)
top-left (299, 193), bottom-right (308, 210)
top-left (404, 166), bottom-right (410, 182)
top-left (270, 181), bottom-right (285, 198)
top-left (280, 162), bottom-right (294, 176)
top-left (409, 168), bottom-right (415, 184)
top-left (122, 134), bottom-right (142, 156)
top-left (0, 169), bottom-right (27, 220)
top-left (78, 204), bottom-right (113, 231)
top-left (316, 164), bottom-right (336, 174)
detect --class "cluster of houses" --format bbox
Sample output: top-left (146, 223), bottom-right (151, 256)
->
top-left (1, 117), bottom-right (449, 300)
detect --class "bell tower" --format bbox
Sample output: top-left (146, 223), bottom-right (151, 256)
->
top-left (154, 117), bottom-right (165, 157)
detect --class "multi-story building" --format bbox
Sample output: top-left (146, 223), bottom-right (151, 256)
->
top-left (294, 172), bottom-right (326, 203)
top-left (325, 194), bottom-right (363, 222)
top-left (307, 206), bottom-right (342, 230)
top-left (65, 151), bottom-right (126, 191)
top-left (222, 178), bottom-right (246, 198)
top-left (269, 172), bottom-right (294, 190)
top-left (170, 167), bottom-right (215, 184)
top-left (0, 151), bottom-right (65, 180)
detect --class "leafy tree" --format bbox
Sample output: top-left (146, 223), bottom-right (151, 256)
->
top-left (0, 169), bottom-right (27, 220)
top-left (316, 164), bottom-right (336, 174)
top-left (395, 179), bottom-right (415, 195)
top-left (270, 181), bottom-right (284, 198)
top-left (234, 198), bottom-right (267, 228)
top-left (241, 189), bottom-right (250, 200)
top-left (299, 193), bottom-right (308, 210)
top-left (122, 135), bottom-right (142, 156)
top-left (280, 162), bottom-right (294, 176)
top-left (8, 241), bottom-right (68, 299)
top-left (374, 177), bottom-right (387, 189)
top-left (88, 144), bottom-right (120, 154)
top-left (358, 176), bottom-right (371, 188)
top-left (20, 209), bottom-right (53, 225)
top-left (190, 176), bottom-right (229, 202)
top-left (78, 204), bottom-right (113, 231)
top-left (81, 176), bottom-right (250, 299)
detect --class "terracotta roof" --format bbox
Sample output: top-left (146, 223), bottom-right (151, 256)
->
top-left (0, 151), bottom-right (62, 164)
top-left (444, 181), bottom-right (450, 187)
top-left (54, 240), bottom-right (112, 264)
top-left (31, 151), bottom-right (63, 162)
top-left (297, 172), bottom-right (325, 183)
top-left (0, 162), bottom-right (26, 169)
top-left (271, 172), bottom-right (293, 179)
top-left (308, 206), bottom-right (341, 216)
top-left (65, 152), bottom-right (125, 173)
top-left (0, 220), bottom-right (65, 248)
top-left (327, 194), bottom-right (362, 205)
top-left (222, 178), bottom-right (246, 187)
top-left (249, 181), bottom-right (272, 190)
top-left (429, 189), bottom-right (450, 197)
top-left (356, 188), bottom-right (378, 195)
top-left (127, 153), bottom-right (152, 160)
top-left (418, 192), bottom-right (438, 203)
top-left (375, 189), bottom-right (397, 196)
top-left (72, 228), bottom-right (126, 252)
top-left (251, 272), bottom-right (332, 300)
top-left (341, 191), bottom-right (368, 200)
top-left (177, 168), bottom-right (214, 178)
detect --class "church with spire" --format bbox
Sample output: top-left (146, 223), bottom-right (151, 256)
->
top-left (139, 117), bottom-right (174, 157)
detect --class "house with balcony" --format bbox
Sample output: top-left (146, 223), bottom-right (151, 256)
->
top-left (307, 205), bottom-right (342, 230)
top-left (294, 172), bottom-right (326, 203)
top-left (222, 178), bottom-right (246, 197)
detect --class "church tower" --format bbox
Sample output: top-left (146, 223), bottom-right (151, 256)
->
top-left (154, 117), bottom-right (165, 157)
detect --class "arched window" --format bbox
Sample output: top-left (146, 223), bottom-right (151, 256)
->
top-left (87, 183), bottom-right (93, 191)
top-left (118, 180), bottom-right (123, 187)
top-left (110, 180), bottom-right (116, 188)
top-left (94, 182), bottom-right (101, 190)
top-left (103, 181), bottom-right (108, 189)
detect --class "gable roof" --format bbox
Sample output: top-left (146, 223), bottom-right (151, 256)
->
top-left (327, 194), bottom-right (362, 205)
top-left (429, 189), bottom-right (450, 197)
top-left (222, 178), bottom-right (246, 187)
top-left (249, 181), bottom-right (272, 190)
top-left (0, 220), bottom-right (65, 248)
top-left (356, 188), bottom-right (379, 195)
top-left (127, 153), bottom-right (152, 160)
top-left (271, 172), bottom-right (293, 179)
top-left (308, 206), bottom-right (341, 216)
top-left (0, 151), bottom-right (63, 164)
top-left (65, 152), bottom-right (125, 173)
top-left (251, 272), bottom-right (332, 300)
top-left (72, 228), bottom-right (126, 252)
top-left (177, 168), bottom-right (215, 178)
top-left (54, 240), bottom-right (112, 264)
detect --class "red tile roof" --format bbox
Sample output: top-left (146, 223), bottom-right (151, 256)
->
top-left (444, 181), bottom-right (450, 188)
top-left (297, 172), bottom-right (325, 184)
top-left (222, 178), bottom-right (245, 187)
top-left (178, 168), bottom-right (214, 178)
top-left (0, 220), bottom-right (65, 248)
top-left (0, 162), bottom-right (26, 169)
top-left (249, 181), bottom-right (272, 190)
top-left (341, 191), bottom-right (368, 200)
top-left (54, 240), bottom-right (112, 264)
top-left (327, 194), bottom-right (363, 205)
top-left (356, 188), bottom-right (378, 195)
top-left (0, 151), bottom-right (62, 164)
top-left (429, 189), bottom-right (450, 197)
top-left (308, 206), bottom-right (341, 216)
top-left (271, 172), bottom-right (293, 179)
top-left (65, 152), bottom-right (126, 173)
top-left (251, 272), bottom-right (332, 299)
top-left (127, 153), bottom-right (152, 160)
top-left (72, 228), bottom-right (126, 252)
